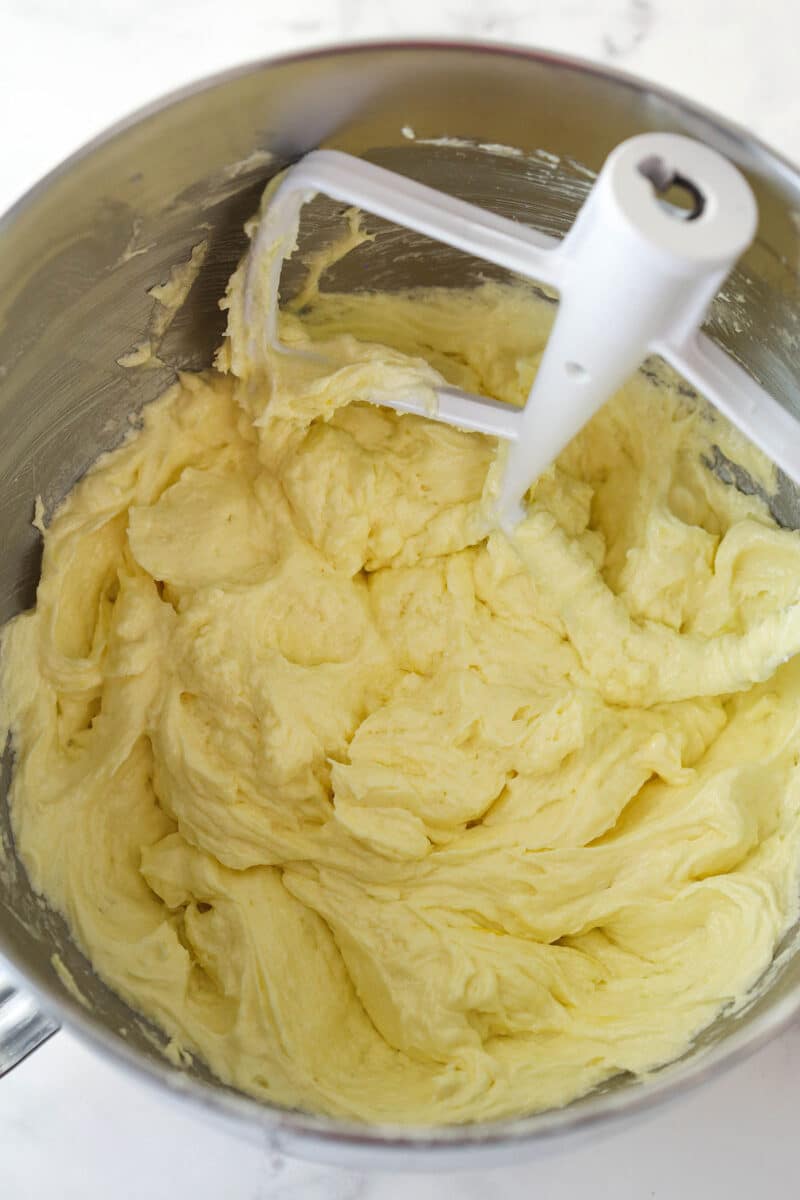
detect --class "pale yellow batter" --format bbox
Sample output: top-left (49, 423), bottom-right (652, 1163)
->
top-left (3, 236), bottom-right (800, 1124)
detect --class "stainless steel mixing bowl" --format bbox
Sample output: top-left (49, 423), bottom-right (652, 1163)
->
top-left (2, 41), bottom-right (800, 1168)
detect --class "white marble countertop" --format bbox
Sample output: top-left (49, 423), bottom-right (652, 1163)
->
top-left (3, 1), bottom-right (800, 1196)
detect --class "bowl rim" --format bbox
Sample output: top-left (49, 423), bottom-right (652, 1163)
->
top-left (3, 36), bottom-right (800, 1163)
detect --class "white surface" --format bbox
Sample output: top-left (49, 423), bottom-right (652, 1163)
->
top-left (4, 1023), bottom-right (800, 1198)
top-left (3, 1), bottom-right (800, 1196)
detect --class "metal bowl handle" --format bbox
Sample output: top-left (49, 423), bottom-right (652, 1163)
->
top-left (0, 968), bottom-right (58, 1077)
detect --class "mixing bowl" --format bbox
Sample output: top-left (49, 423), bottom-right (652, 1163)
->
top-left (2, 41), bottom-right (800, 1168)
